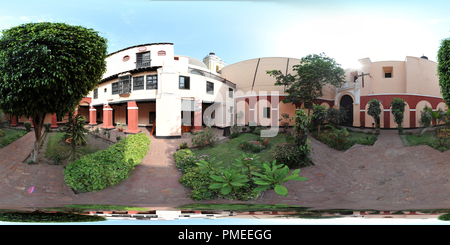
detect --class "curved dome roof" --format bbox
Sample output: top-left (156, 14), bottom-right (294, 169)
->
top-left (188, 56), bottom-right (207, 68)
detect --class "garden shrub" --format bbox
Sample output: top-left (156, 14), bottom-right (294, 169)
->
top-left (0, 212), bottom-right (106, 223)
top-left (44, 123), bottom-right (51, 132)
top-left (176, 154), bottom-right (211, 174)
top-left (0, 129), bottom-right (3, 137)
top-left (191, 126), bottom-right (218, 148)
top-left (272, 142), bottom-right (308, 168)
top-left (173, 149), bottom-right (195, 166)
top-left (239, 141), bottom-right (265, 153)
top-left (24, 121), bottom-right (31, 132)
top-left (63, 133), bottom-right (150, 193)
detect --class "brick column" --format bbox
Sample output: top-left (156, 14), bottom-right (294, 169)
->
top-left (51, 114), bottom-right (58, 128)
top-left (102, 103), bottom-right (114, 130)
top-left (89, 105), bottom-right (97, 126)
top-left (194, 99), bottom-right (202, 130)
top-left (10, 115), bottom-right (18, 127)
top-left (125, 101), bottom-right (140, 134)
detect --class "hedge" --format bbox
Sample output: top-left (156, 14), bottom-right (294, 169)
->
top-left (0, 212), bottom-right (106, 223)
top-left (63, 133), bottom-right (151, 193)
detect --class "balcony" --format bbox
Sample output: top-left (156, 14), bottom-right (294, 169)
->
top-left (136, 59), bottom-right (151, 68)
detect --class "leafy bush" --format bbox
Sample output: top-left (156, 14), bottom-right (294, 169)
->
top-left (241, 127), bottom-right (247, 132)
top-left (191, 126), bottom-right (218, 148)
top-left (63, 133), bottom-right (150, 193)
top-left (0, 129), bottom-right (3, 137)
top-left (0, 212), bottom-right (106, 223)
top-left (179, 142), bottom-right (188, 149)
top-left (44, 123), bottom-right (51, 132)
top-left (24, 121), bottom-right (32, 132)
top-left (176, 154), bottom-right (211, 174)
top-left (272, 142), bottom-right (307, 168)
top-left (173, 149), bottom-right (195, 167)
top-left (249, 121), bottom-right (257, 133)
top-left (239, 141), bottom-right (265, 153)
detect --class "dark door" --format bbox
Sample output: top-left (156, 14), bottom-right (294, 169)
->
top-left (149, 111), bottom-right (156, 125)
top-left (339, 95), bottom-right (353, 126)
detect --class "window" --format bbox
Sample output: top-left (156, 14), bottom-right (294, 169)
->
top-left (158, 50), bottom-right (166, 56)
top-left (136, 51), bottom-right (150, 68)
top-left (206, 81), bottom-right (214, 94)
top-left (104, 88), bottom-right (107, 93)
top-left (383, 66), bottom-right (393, 78)
top-left (263, 107), bottom-right (271, 118)
top-left (179, 76), bottom-right (190, 89)
top-left (229, 88), bottom-right (233, 98)
top-left (133, 76), bottom-right (144, 90)
top-left (94, 88), bottom-right (98, 99)
top-left (146, 75), bottom-right (157, 89)
top-left (112, 75), bottom-right (131, 95)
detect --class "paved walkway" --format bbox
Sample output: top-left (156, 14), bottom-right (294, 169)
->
top-left (1, 126), bottom-right (450, 211)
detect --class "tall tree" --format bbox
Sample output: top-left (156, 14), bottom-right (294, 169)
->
top-left (390, 97), bottom-right (406, 134)
top-left (267, 53), bottom-right (346, 115)
top-left (438, 37), bottom-right (450, 108)
top-left (0, 22), bottom-right (107, 163)
top-left (367, 99), bottom-right (381, 134)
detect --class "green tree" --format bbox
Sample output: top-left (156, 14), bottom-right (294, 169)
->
top-left (438, 37), bottom-right (450, 108)
top-left (267, 53), bottom-right (346, 115)
top-left (311, 104), bottom-right (327, 133)
top-left (0, 22), bottom-right (107, 163)
top-left (367, 99), bottom-right (382, 134)
top-left (390, 98), bottom-right (407, 134)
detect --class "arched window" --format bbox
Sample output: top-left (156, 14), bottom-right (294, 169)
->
top-left (158, 50), bottom-right (166, 56)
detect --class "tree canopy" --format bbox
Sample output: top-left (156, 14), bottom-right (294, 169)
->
top-left (438, 37), bottom-right (450, 108)
top-left (0, 22), bottom-right (108, 162)
top-left (267, 53), bottom-right (346, 111)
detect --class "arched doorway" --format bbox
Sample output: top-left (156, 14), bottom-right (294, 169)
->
top-left (340, 95), bottom-right (353, 126)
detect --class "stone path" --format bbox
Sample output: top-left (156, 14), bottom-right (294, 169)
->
top-left (1, 126), bottom-right (450, 211)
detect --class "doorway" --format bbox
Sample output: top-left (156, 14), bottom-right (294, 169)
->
top-left (339, 95), bottom-right (353, 126)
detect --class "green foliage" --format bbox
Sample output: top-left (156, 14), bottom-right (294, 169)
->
top-left (173, 149), bottom-right (195, 167)
top-left (390, 98), bottom-right (407, 134)
top-left (239, 140), bottom-right (265, 153)
top-left (0, 212), bottom-right (106, 223)
top-left (267, 53), bottom-right (345, 112)
top-left (367, 99), bottom-right (382, 133)
top-left (252, 160), bottom-right (307, 196)
top-left (325, 124), bottom-right (350, 150)
top-left (63, 133), bottom-right (150, 193)
top-left (438, 213), bottom-right (450, 221)
top-left (44, 123), bottom-right (51, 132)
top-left (24, 121), bottom-right (32, 132)
top-left (195, 157), bottom-right (223, 175)
top-left (248, 121), bottom-right (257, 132)
top-left (291, 109), bottom-right (313, 164)
top-left (65, 114), bottom-right (88, 159)
top-left (0, 129), bottom-right (3, 137)
top-left (419, 105), bottom-right (433, 129)
top-left (326, 107), bottom-right (347, 128)
top-left (179, 141), bottom-right (189, 149)
top-left (272, 142), bottom-right (307, 168)
top-left (209, 166), bottom-right (250, 195)
top-left (438, 37), bottom-right (450, 109)
top-left (311, 104), bottom-right (327, 132)
top-left (176, 154), bottom-right (211, 174)
top-left (191, 126), bottom-right (219, 148)
top-left (0, 129), bottom-right (27, 148)
top-left (0, 22), bottom-right (107, 118)
top-left (241, 127), bottom-right (247, 132)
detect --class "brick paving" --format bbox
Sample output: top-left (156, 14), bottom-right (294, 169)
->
top-left (1, 126), bottom-right (450, 211)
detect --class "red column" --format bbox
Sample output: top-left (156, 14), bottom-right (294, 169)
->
top-left (29, 117), bottom-right (34, 128)
top-left (102, 103), bottom-right (114, 130)
top-left (194, 99), bottom-right (202, 130)
top-left (125, 101), bottom-right (140, 134)
top-left (51, 114), bottom-right (58, 128)
top-left (89, 105), bottom-right (97, 126)
top-left (10, 115), bottom-right (18, 127)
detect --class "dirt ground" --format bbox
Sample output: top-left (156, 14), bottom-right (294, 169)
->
top-left (27, 131), bottom-right (114, 165)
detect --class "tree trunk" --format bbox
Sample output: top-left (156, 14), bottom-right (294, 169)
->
top-left (30, 113), bottom-right (45, 164)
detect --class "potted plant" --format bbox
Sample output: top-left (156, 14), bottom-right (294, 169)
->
top-left (116, 122), bottom-right (124, 132)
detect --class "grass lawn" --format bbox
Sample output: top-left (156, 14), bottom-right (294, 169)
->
top-left (191, 132), bottom-right (288, 167)
top-left (0, 128), bottom-right (28, 148)
top-left (400, 130), bottom-right (450, 152)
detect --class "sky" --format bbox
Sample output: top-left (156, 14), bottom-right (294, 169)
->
top-left (1, 0), bottom-right (449, 70)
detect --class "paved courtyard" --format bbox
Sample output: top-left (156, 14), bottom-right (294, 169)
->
top-left (1, 126), bottom-right (450, 211)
